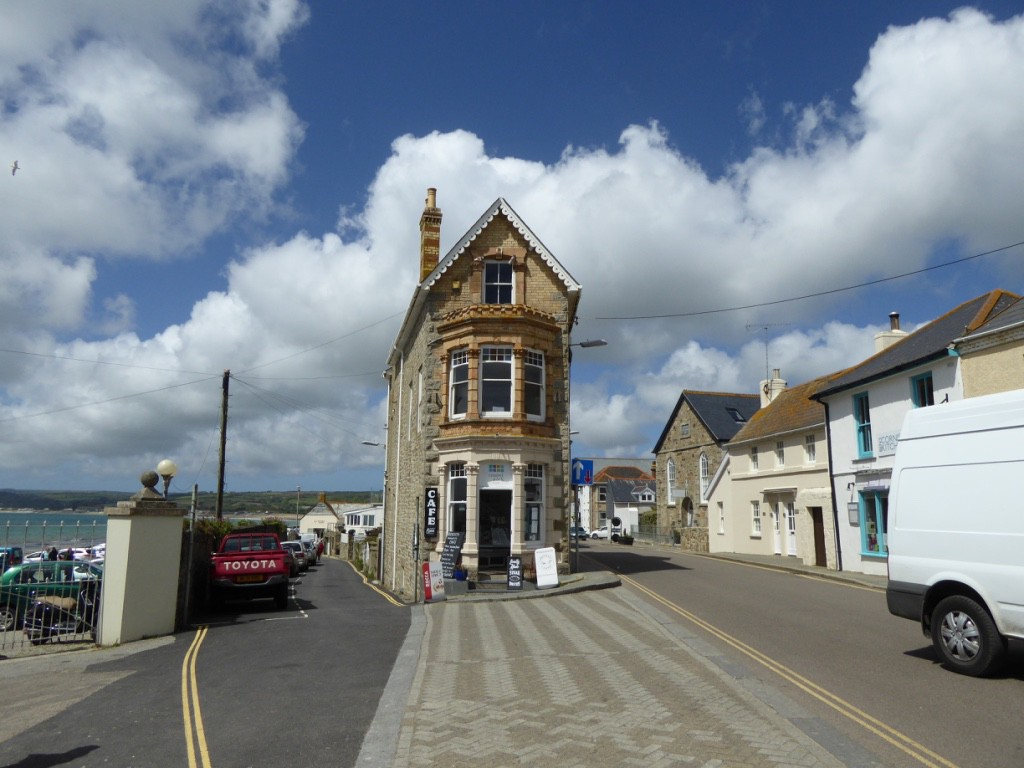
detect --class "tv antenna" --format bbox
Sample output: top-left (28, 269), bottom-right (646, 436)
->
top-left (746, 322), bottom-right (791, 389)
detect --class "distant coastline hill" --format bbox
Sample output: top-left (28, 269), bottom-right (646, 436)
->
top-left (1, 489), bottom-right (376, 516)
top-left (0, 489), bottom-right (132, 511)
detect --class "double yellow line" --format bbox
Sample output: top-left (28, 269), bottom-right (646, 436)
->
top-left (182, 626), bottom-right (212, 768)
top-left (623, 574), bottom-right (958, 768)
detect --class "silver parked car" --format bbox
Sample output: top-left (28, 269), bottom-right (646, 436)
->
top-left (282, 541), bottom-right (307, 573)
top-left (301, 540), bottom-right (317, 567)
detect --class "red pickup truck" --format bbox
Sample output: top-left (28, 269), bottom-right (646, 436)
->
top-left (209, 532), bottom-right (290, 609)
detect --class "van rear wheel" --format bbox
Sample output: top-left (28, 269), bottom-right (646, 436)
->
top-left (930, 595), bottom-right (1005, 677)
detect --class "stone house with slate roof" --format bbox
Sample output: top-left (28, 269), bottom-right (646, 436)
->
top-left (380, 189), bottom-right (581, 600)
top-left (589, 465), bottom-right (656, 535)
top-left (574, 458), bottom-right (654, 533)
top-left (813, 290), bottom-right (1019, 576)
top-left (952, 294), bottom-right (1024, 397)
top-left (653, 390), bottom-right (761, 551)
top-left (707, 373), bottom-right (838, 568)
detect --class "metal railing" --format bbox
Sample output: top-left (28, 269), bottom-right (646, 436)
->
top-left (1, 522), bottom-right (105, 656)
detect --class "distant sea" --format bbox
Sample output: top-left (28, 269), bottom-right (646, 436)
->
top-left (0, 510), bottom-right (108, 550)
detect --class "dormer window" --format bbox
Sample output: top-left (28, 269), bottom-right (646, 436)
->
top-left (726, 407), bottom-right (746, 423)
top-left (484, 261), bottom-right (514, 304)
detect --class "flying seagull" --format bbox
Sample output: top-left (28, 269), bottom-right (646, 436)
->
top-left (10, 161), bottom-right (17, 176)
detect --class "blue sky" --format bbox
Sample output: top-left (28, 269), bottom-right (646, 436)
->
top-left (2, 1), bottom-right (1023, 493)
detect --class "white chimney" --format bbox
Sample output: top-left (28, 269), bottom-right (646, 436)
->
top-left (760, 368), bottom-right (786, 407)
top-left (874, 311), bottom-right (908, 352)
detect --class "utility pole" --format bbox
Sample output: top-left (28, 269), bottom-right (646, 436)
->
top-left (216, 369), bottom-right (229, 520)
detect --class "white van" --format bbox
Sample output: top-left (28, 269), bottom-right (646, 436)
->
top-left (886, 388), bottom-right (1024, 676)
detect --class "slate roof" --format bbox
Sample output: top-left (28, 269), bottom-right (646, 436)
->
top-left (606, 478), bottom-right (657, 504)
top-left (814, 290), bottom-right (1019, 399)
top-left (728, 375), bottom-right (834, 446)
top-left (652, 390), bottom-right (760, 453)
top-left (954, 294), bottom-right (1024, 342)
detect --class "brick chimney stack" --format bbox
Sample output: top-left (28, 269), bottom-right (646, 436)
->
top-left (419, 187), bottom-right (442, 282)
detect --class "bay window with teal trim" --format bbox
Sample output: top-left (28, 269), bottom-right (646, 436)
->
top-left (859, 491), bottom-right (888, 556)
top-left (911, 372), bottom-right (934, 407)
top-left (853, 393), bottom-right (873, 458)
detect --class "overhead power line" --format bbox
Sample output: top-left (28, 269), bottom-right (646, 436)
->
top-left (0, 375), bottom-right (220, 424)
top-left (593, 239), bottom-right (1024, 321)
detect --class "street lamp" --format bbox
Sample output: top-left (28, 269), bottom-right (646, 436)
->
top-left (295, 485), bottom-right (301, 530)
top-left (156, 459), bottom-right (177, 499)
top-left (566, 339), bottom-right (607, 571)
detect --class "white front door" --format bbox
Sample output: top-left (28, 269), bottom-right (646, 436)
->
top-left (772, 505), bottom-right (782, 555)
top-left (785, 502), bottom-right (798, 556)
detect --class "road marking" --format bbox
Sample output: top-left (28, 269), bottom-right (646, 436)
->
top-left (182, 626), bottom-right (212, 768)
top-left (343, 559), bottom-right (405, 606)
top-left (621, 574), bottom-right (958, 768)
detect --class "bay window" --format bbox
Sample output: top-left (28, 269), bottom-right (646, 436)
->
top-left (448, 464), bottom-right (467, 533)
top-left (524, 350), bottom-right (545, 419)
top-left (480, 347), bottom-right (513, 416)
top-left (449, 349), bottom-right (468, 419)
top-left (524, 464), bottom-right (543, 541)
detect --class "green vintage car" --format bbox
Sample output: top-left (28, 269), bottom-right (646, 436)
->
top-left (0, 560), bottom-right (103, 631)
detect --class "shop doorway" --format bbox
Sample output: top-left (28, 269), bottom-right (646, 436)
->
top-left (479, 489), bottom-right (512, 569)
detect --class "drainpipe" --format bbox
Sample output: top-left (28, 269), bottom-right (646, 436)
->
top-left (821, 400), bottom-right (843, 572)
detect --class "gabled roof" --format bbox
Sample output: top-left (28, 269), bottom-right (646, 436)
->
top-left (814, 290), bottom-right (1019, 399)
top-left (423, 198), bottom-right (581, 292)
top-left (954, 294), bottom-right (1024, 345)
top-left (606, 478), bottom-right (656, 504)
top-left (303, 500), bottom-right (340, 520)
top-left (594, 465), bottom-right (654, 482)
top-left (729, 375), bottom-right (833, 446)
top-left (388, 197), bottom-right (582, 367)
top-left (652, 390), bottom-right (760, 453)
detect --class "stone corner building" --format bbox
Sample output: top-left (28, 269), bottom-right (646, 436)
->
top-left (379, 189), bottom-right (581, 600)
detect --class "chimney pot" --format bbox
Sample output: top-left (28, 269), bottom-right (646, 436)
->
top-left (426, 187), bottom-right (436, 208)
top-left (889, 312), bottom-right (900, 331)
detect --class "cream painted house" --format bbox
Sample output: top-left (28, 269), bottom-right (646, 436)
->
top-left (954, 295), bottom-right (1024, 396)
top-left (707, 372), bottom-right (836, 568)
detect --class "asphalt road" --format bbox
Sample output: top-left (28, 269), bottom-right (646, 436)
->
top-left (0, 557), bottom-right (409, 768)
top-left (582, 541), bottom-right (1024, 768)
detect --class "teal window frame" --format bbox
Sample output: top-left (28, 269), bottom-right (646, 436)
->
top-left (853, 393), bottom-right (873, 458)
top-left (858, 491), bottom-right (888, 557)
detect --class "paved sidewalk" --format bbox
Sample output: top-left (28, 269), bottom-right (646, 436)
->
top-left (357, 554), bottom-right (886, 767)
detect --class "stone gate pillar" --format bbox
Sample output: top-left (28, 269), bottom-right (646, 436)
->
top-left (98, 472), bottom-right (184, 646)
